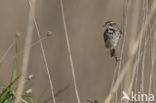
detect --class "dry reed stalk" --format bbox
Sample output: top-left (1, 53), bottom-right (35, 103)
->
top-left (125, 31), bottom-right (143, 103)
top-left (140, 36), bottom-right (148, 93)
top-left (122, 0), bottom-right (142, 102)
top-left (103, 1), bottom-right (156, 103)
top-left (14, 0), bottom-right (36, 103)
top-left (117, 0), bottom-right (130, 102)
top-left (134, 60), bottom-right (139, 94)
top-left (26, 0), bottom-right (56, 103)
top-left (148, 22), bottom-right (156, 103)
top-left (60, 0), bottom-right (81, 103)
top-left (0, 32), bottom-right (21, 63)
top-left (140, 0), bottom-right (149, 100)
top-left (117, 0), bottom-right (129, 76)
top-left (123, 0), bottom-right (141, 94)
top-left (132, 0), bottom-right (149, 98)
top-left (111, 67), bottom-right (118, 103)
top-left (152, 28), bottom-right (156, 96)
top-left (110, 1), bottom-right (130, 102)
top-left (111, 66), bottom-right (118, 90)
top-left (115, 0), bottom-right (130, 102)
top-left (140, 21), bottom-right (156, 103)
top-left (128, 44), bottom-right (142, 95)
top-left (0, 39), bottom-right (16, 63)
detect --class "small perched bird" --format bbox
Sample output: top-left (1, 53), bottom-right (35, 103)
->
top-left (103, 21), bottom-right (122, 61)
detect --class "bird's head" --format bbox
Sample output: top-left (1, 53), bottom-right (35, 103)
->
top-left (103, 21), bottom-right (118, 29)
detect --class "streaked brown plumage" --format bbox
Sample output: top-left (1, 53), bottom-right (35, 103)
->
top-left (103, 21), bottom-right (122, 61)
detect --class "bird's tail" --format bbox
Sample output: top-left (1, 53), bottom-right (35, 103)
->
top-left (110, 48), bottom-right (116, 57)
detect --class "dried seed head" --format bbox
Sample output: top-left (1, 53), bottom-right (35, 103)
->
top-left (87, 99), bottom-right (98, 103)
top-left (28, 74), bottom-right (34, 80)
top-left (47, 31), bottom-right (53, 37)
top-left (26, 89), bottom-right (32, 94)
top-left (16, 32), bottom-right (21, 38)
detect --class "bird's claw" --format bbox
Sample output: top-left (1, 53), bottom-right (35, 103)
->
top-left (115, 56), bottom-right (121, 62)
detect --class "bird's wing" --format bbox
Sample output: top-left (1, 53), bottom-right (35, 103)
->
top-left (104, 30), bottom-right (112, 42)
top-left (104, 31), bottom-right (108, 42)
top-left (104, 29), bottom-right (114, 42)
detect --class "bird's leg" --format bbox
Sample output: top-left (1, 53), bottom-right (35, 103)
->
top-left (115, 56), bottom-right (121, 62)
top-left (113, 48), bottom-right (120, 62)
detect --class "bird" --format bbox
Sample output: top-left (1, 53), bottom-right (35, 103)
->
top-left (103, 21), bottom-right (122, 61)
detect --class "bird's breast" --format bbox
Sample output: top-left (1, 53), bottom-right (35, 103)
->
top-left (104, 30), bottom-right (120, 49)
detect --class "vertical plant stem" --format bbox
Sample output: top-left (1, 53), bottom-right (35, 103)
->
top-left (123, 0), bottom-right (141, 94)
top-left (128, 44), bottom-right (142, 95)
top-left (148, 22), bottom-right (156, 103)
top-left (14, 1), bottom-right (35, 102)
top-left (26, 0), bottom-right (56, 103)
top-left (140, 1), bottom-right (149, 102)
top-left (117, 0), bottom-right (129, 102)
top-left (0, 40), bottom-right (16, 64)
top-left (60, 1), bottom-right (81, 103)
